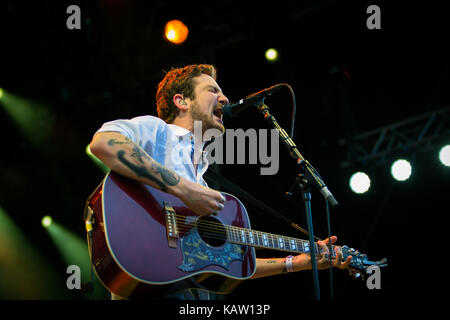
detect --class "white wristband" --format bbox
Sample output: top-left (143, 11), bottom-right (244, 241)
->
top-left (285, 255), bottom-right (294, 273)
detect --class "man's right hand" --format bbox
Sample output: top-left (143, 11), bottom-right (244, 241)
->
top-left (172, 178), bottom-right (225, 216)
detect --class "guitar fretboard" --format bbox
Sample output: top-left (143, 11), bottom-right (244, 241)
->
top-left (225, 225), bottom-right (335, 257)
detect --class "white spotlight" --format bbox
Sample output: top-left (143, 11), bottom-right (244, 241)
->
top-left (391, 159), bottom-right (412, 181)
top-left (439, 145), bottom-right (450, 167)
top-left (349, 172), bottom-right (371, 194)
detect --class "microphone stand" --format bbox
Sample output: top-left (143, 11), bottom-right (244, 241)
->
top-left (256, 101), bottom-right (339, 301)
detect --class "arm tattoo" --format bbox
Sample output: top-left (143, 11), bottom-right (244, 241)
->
top-left (109, 136), bottom-right (180, 191)
top-left (108, 137), bottom-right (133, 146)
top-left (108, 137), bottom-right (148, 164)
top-left (117, 150), bottom-right (180, 192)
top-left (267, 259), bottom-right (288, 273)
top-left (117, 150), bottom-right (168, 192)
top-left (151, 161), bottom-right (180, 186)
top-left (131, 144), bottom-right (147, 164)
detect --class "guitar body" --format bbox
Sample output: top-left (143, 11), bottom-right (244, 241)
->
top-left (86, 172), bottom-right (256, 299)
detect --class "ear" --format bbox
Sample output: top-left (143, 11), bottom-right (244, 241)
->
top-left (173, 94), bottom-right (188, 111)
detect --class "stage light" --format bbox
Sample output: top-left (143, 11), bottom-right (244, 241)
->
top-left (349, 171), bottom-right (371, 194)
top-left (164, 19), bottom-right (189, 45)
top-left (391, 159), bottom-right (412, 181)
top-left (0, 87), bottom-right (3, 99)
top-left (0, 89), bottom-right (53, 145)
top-left (265, 48), bottom-right (279, 62)
top-left (43, 217), bottom-right (108, 299)
top-left (44, 219), bottom-right (91, 272)
top-left (1, 206), bottom-right (64, 299)
top-left (439, 145), bottom-right (450, 167)
top-left (41, 215), bottom-right (53, 228)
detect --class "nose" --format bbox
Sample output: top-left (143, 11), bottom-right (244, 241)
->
top-left (218, 92), bottom-right (229, 105)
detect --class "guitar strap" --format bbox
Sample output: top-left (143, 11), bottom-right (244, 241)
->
top-left (204, 167), bottom-right (322, 241)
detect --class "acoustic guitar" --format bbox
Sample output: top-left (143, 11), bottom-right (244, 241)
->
top-left (84, 171), bottom-right (387, 299)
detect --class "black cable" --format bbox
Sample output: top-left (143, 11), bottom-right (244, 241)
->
top-left (204, 169), bottom-right (321, 241)
top-left (284, 83), bottom-right (297, 140)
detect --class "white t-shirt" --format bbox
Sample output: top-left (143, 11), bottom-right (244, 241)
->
top-left (95, 115), bottom-right (209, 186)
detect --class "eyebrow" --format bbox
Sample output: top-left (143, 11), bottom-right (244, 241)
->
top-left (206, 84), bottom-right (222, 93)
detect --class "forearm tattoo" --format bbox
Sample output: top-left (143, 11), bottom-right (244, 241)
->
top-left (108, 137), bottom-right (133, 146)
top-left (109, 137), bottom-right (149, 164)
top-left (150, 161), bottom-right (181, 186)
top-left (267, 259), bottom-right (288, 273)
top-left (108, 137), bottom-right (180, 192)
top-left (131, 144), bottom-right (147, 164)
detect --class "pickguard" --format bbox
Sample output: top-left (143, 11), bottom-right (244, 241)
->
top-left (177, 228), bottom-right (245, 272)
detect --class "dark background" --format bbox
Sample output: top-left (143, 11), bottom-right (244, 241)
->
top-left (0, 0), bottom-right (448, 306)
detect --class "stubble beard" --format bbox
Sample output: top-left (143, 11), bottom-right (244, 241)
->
top-left (190, 101), bottom-right (225, 135)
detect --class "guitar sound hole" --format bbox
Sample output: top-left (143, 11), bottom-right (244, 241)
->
top-left (197, 216), bottom-right (227, 247)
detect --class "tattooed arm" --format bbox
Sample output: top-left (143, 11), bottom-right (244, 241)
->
top-left (90, 131), bottom-right (224, 216)
top-left (251, 236), bottom-right (351, 279)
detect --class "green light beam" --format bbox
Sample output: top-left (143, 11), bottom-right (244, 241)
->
top-left (43, 218), bottom-right (109, 299)
top-left (0, 206), bottom-right (66, 299)
top-left (44, 220), bottom-right (91, 281)
top-left (0, 88), bottom-right (54, 145)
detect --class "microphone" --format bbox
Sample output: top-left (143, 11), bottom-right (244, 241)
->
top-left (222, 84), bottom-right (284, 119)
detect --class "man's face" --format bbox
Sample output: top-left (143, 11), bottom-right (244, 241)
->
top-left (188, 74), bottom-right (229, 134)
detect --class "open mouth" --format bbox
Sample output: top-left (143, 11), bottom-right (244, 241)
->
top-left (213, 106), bottom-right (223, 122)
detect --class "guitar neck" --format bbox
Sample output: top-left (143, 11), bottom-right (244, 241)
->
top-left (226, 225), bottom-right (333, 256)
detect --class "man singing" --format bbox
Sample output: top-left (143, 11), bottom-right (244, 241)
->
top-left (89, 64), bottom-right (351, 299)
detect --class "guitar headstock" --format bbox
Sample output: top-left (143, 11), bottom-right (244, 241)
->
top-left (341, 245), bottom-right (388, 280)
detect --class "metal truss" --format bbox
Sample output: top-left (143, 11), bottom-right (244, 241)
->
top-left (340, 106), bottom-right (450, 169)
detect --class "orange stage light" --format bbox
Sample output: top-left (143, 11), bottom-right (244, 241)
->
top-left (164, 19), bottom-right (189, 45)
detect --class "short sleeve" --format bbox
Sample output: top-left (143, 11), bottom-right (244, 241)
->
top-left (95, 115), bottom-right (168, 157)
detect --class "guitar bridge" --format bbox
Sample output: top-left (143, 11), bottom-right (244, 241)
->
top-left (163, 201), bottom-right (179, 248)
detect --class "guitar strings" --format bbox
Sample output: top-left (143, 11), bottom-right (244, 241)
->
top-left (174, 223), bottom-right (330, 256)
top-left (170, 213), bottom-right (326, 253)
top-left (175, 220), bottom-right (264, 243)
top-left (173, 213), bottom-right (314, 245)
top-left (168, 212), bottom-right (341, 257)
top-left (173, 226), bottom-right (335, 258)
top-left (166, 214), bottom-right (352, 261)
top-left (172, 213), bottom-right (290, 241)
top-left (171, 213), bottom-right (281, 238)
